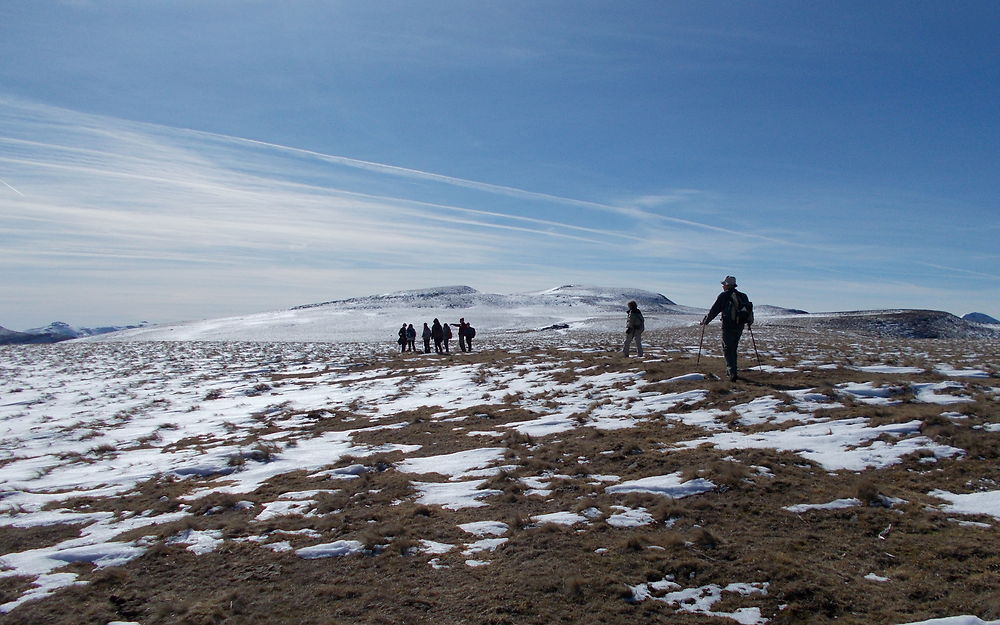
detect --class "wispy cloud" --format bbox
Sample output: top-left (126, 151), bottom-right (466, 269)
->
top-left (3, 97), bottom-right (990, 327)
top-left (5, 98), bottom-right (765, 277)
top-left (4, 99), bottom-right (681, 326)
top-left (192, 129), bottom-right (815, 250)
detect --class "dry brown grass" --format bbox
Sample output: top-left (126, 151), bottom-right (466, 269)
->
top-left (0, 524), bottom-right (81, 556)
top-left (3, 332), bottom-right (999, 624)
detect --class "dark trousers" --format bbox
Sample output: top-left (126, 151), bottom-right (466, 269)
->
top-left (722, 324), bottom-right (744, 377)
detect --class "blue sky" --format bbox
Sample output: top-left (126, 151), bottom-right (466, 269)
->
top-left (1, 1), bottom-right (997, 329)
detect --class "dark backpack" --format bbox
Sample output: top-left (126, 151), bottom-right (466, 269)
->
top-left (467, 326), bottom-right (476, 338)
top-left (727, 291), bottom-right (754, 325)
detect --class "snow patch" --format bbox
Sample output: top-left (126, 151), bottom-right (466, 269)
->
top-left (605, 473), bottom-right (715, 498)
top-left (295, 540), bottom-right (365, 559)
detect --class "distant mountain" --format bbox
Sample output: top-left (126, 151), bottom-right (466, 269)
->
top-left (25, 321), bottom-right (81, 342)
top-left (75, 285), bottom-right (997, 343)
top-left (294, 284), bottom-right (686, 313)
top-left (84, 285), bottom-right (699, 343)
top-left (963, 312), bottom-right (1000, 325)
top-left (1, 321), bottom-right (148, 345)
top-left (777, 309), bottom-right (1000, 340)
top-left (755, 304), bottom-right (809, 316)
top-left (528, 285), bottom-right (678, 310)
top-left (0, 323), bottom-right (66, 345)
top-left (0, 325), bottom-right (37, 345)
top-left (296, 285), bottom-right (480, 311)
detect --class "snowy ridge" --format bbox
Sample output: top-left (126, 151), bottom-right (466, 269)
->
top-left (81, 285), bottom-right (701, 343)
top-left (296, 284), bottom-right (681, 312)
top-left (964, 312), bottom-right (1000, 325)
top-left (775, 309), bottom-right (1000, 340)
top-left (529, 284), bottom-right (678, 307)
top-left (0, 321), bottom-right (148, 345)
top-left (294, 285), bottom-right (481, 310)
top-left (46, 285), bottom-right (1000, 344)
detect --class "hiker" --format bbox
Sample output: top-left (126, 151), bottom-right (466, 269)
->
top-left (406, 324), bottom-right (417, 352)
top-left (422, 323), bottom-right (432, 353)
top-left (622, 300), bottom-right (644, 357)
top-left (431, 319), bottom-right (444, 353)
top-left (397, 323), bottom-right (408, 353)
top-left (442, 321), bottom-right (452, 353)
top-left (451, 318), bottom-right (470, 352)
top-left (701, 275), bottom-right (754, 381)
top-left (465, 323), bottom-right (476, 351)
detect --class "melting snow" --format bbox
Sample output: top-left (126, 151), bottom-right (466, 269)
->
top-left (783, 498), bottom-right (861, 513)
top-left (675, 418), bottom-right (963, 471)
top-left (0, 339), bottom-right (996, 623)
top-left (295, 540), bottom-right (365, 559)
top-left (630, 579), bottom-right (770, 625)
top-left (930, 489), bottom-right (1000, 520)
top-left (605, 472), bottom-right (716, 498)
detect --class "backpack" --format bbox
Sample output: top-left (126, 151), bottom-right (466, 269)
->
top-left (727, 291), bottom-right (754, 325)
top-left (629, 309), bottom-right (644, 333)
top-left (467, 326), bottom-right (476, 338)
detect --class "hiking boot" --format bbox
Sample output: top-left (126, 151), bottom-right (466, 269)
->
top-left (728, 371), bottom-right (738, 382)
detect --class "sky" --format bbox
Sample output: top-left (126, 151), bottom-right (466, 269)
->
top-left (1, 0), bottom-right (998, 330)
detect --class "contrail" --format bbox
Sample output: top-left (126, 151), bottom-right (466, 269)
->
top-left (3, 100), bottom-right (801, 248)
top-left (916, 261), bottom-right (998, 281)
top-left (186, 128), bottom-right (806, 248)
top-left (0, 177), bottom-right (24, 197)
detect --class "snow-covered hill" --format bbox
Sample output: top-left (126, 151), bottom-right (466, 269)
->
top-left (964, 312), bottom-right (1000, 325)
top-left (0, 326), bottom-right (32, 344)
top-left (294, 284), bottom-right (684, 313)
top-left (0, 321), bottom-right (148, 345)
top-left (71, 285), bottom-right (996, 343)
top-left (81, 285), bottom-right (704, 343)
top-left (776, 310), bottom-right (1000, 340)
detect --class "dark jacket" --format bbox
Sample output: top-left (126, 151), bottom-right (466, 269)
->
top-left (704, 288), bottom-right (751, 328)
top-left (626, 308), bottom-right (645, 334)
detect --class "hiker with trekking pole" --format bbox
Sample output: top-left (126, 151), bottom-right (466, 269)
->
top-left (699, 276), bottom-right (759, 382)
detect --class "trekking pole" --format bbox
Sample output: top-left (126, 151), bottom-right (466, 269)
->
top-left (748, 325), bottom-right (763, 371)
top-left (696, 323), bottom-right (706, 365)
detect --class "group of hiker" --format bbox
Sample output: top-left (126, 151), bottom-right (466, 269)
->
top-left (397, 318), bottom-right (476, 354)
top-left (394, 275), bottom-right (753, 382)
top-left (624, 275), bottom-right (754, 382)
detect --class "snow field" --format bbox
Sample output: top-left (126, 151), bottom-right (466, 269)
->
top-left (0, 337), bottom-right (998, 623)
